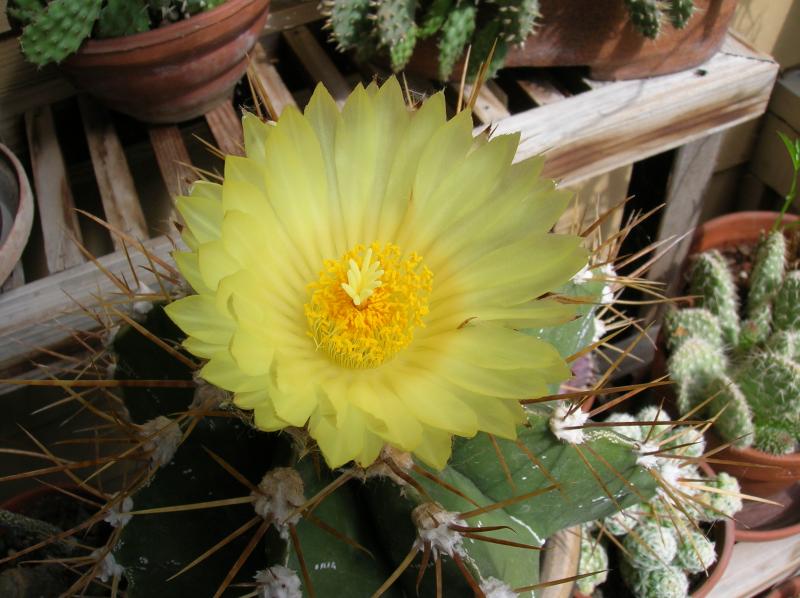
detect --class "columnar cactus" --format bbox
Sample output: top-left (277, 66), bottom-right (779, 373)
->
top-left (324, 0), bottom-right (698, 79)
top-left (8, 0), bottom-right (229, 66)
top-left (666, 229), bottom-right (800, 454)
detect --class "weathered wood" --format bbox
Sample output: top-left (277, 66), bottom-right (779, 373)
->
top-left (283, 26), bottom-right (350, 105)
top-left (205, 101), bottom-right (244, 156)
top-left (0, 235), bottom-right (178, 381)
top-left (148, 125), bottom-right (197, 199)
top-left (251, 42), bottom-right (298, 116)
top-left (644, 132), bottom-right (724, 321)
top-left (24, 105), bottom-right (84, 274)
top-left (491, 35), bottom-right (777, 186)
top-left (263, 0), bottom-right (320, 35)
top-left (0, 262), bottom-right (24, 293)
top-left (517, 75), bottom-right (568, 106)
top-left (78, 95), bottom-right (149, 247)
top-left (454, 82), bottom-right (511, 124)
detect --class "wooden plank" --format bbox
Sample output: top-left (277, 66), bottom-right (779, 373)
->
top-left (24, 105), bottom-right (84, 274)
top-left (251, 42), bottom-right (298, 116)
top-left (204, 101), bottom-right (244, 156)
top-left (78, 95), bottom-right (149, 246)
top-left (454, 82), bottom-right (511, 124)
top-left (148, 125), bottom-right (197, 199)
top-left (283, 26), bottom-right (350, 105)
top-left (0, 235), bottom-right (178, 382)
top-left (517, 75), bottom-right (568, 106)
top-left (263, 0), bottom-right (321, 35)
top-left (707, 533), bottom-right (800, 598)
top-left (490, 35), bottom-right (778, 187)
top-left (0, 262), bottom-right (24, 293)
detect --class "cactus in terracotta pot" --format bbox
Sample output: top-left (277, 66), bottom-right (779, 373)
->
top-left (665, 228), bottom-right (800, 454)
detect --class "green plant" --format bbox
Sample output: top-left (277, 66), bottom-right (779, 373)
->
top-left (323, 0), bottom-right (698, 80)
top-left (7, 0), bottom-right (227, 66)
top-left (0, 79), bottom-right (711, 597)
top-left (665, 227), bottom-right (800, 454)
top-left (576, 408), bottom-right (742, 598)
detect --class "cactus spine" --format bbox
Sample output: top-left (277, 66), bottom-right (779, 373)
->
top-left (623, 0), bottom-right (664, 39)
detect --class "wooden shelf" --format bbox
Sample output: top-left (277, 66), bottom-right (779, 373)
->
top-left (708, 534), bottom-right (800, 597)
top-left (0, 11), bottom-right (778, 387)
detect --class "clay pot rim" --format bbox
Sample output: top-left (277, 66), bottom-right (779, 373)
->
top-left (735, 518), bottom-right (800, 542)
top-left (0, 143), bottom-right (34, 287)
top-left (71, 0), bottom-right (267, 55)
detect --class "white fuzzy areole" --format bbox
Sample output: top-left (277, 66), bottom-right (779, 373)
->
top-left (480, 577), bottom-right (518, 597)
top-left (255, 565), bottom-right (303, 598)
top-left (549, 404), bottom-right (589, 444)
top-left (572, 265), bottom-right (592, 284)
top-left (252, 468), bottom-right (305, 539)
top-left (133, 281), bottom-right (155, 315)
top-left (599, 264), bottom-right (617, 305)
top-left (139, 416), bottom-right (182, 469)
top-left (92, 549), bottom-right (124, 583)
top-left (103, 495), bottom-right (134, 529)
top-left (412, 503), bottom-right (467, 558)
top-left (635, 442), bottom-right (661, 469)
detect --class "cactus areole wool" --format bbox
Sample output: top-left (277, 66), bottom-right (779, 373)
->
top-left (165, 77), bottom-right (588, 470)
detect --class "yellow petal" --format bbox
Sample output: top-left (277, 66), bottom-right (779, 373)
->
top-left (459, 394), bottom-right (524, 439)
top-left (173, 251), bottom-right (212, 295)
top-left (412, 425), bottom-right (453, 470)
top-left (176, 182), bottom-right (223, 244)
top-left (197, 239), bottom-right (239, 291)
top-left (164, 295), bottom-right (234, 345)
top-left (200, 352), bottom-right (270, 393)
top-left (182, 337), bottom-right (225, 359)
top-left (253, 401), bottom-right (291, 431)
top-left (349, 379), bottom-right (423, 450)
top-left (309, 406), bottom-right (366, 468)
top-left (242, 112), bottom-right (272, 165)
top-left (392, 371), bottom-right (478, 436)
top-left (229, 327), bottom-right (274, 376)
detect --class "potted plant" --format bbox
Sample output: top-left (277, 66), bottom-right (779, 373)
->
top-left (6, 0), bottom-right (271, 123)
top-left (575, 408), bottom-right (740, 598)
top-left (0, 143), bottom-right (34, 289)
top-left (0, 78), bottom-right (735, 596)
top-left (324, 0), bottom-right (738, 81)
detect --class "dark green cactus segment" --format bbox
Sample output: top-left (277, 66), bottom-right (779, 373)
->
top-left (668, 0), bottom-right (695, 29)
top-left (468, 19), bottom-right (509, 79)
top-left (667, 337), bottom-right (727, 415)
top-left (765, 330), bottom-right (800, 361)
top-left (624, 0), bottom-right (664, 39)
top-left (496, 0), bottom-right (540, 44)
top-left (19, 0), bottom-right (103, 66)
top-left (663, 307), bottom-right (723, 353)
top-left (97, 0), bottom-right (150, 39)
top-left (706, 374), bottom-right (754, 448)
top-left (747, 230), bottom-right (786, 317)
top-left (437, 3), bottom-right (477, 80)
top-left (689, 250), bottom-right (740, 347)
top-left (376, 0), bottom-right (418, 71)
top-left (576, 529), bottom-right (608, 594)
top-left (773, 270), bottom-right (800, 331)
top-left (737, 352), bottom-right (800, 424)
top-left (418, 0), bottom-right (453, 38)
top-left (753, 423), bottom-right (797, 454)
top-left (389, 26), bottom-right (418, 73)
top-left (737, 304), bottom-right (772, 352)
top-left (324, 0), bottom-right (373, 50)
top-left (6, 0), bottom-right (46, 27)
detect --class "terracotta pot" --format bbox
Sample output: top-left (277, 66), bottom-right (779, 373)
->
top-left (764, 576), bottom-right (800, 598)
top-left (0, 143), bottom-right (34, 287)
top-left (406, 0), bottom-right (737, 81)
top-left (59, 0), bottom-right (270, 123)
top-left (733, 482), bottom-right (800, 542)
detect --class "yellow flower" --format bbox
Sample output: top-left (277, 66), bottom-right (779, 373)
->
top-left (165, 78), bottom-right (587, 470)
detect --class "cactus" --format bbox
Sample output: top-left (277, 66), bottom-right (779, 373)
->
top-left (622, 561), bottom-right (689, 598)
top-left (576, 527), bottom-right (609, 594)
top-left (623, 0), bottom-right (664, 39)
top-left (665, 229), bottom-right (800, 455)
top-left (668, 0), bottom-right (695, 29)
top-left (376, 0), bottom-right (418, 71)
top-left (493, 0), bottom-right (541, 44)
top-left (8, 0), bottom-right (230, 66)
top-left (323, 0), bottom-right (373, 51)
top-left (674, 528), bottom-right (716, 574)
top-left (436, 4), bottom-right (477, 80)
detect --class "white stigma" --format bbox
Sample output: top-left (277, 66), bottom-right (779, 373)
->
top-left (341, 248), bottom-right (384, 306)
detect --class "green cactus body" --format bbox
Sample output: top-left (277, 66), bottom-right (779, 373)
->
top-left (747, 230), bottom-right (786, 317)
top-left (753, 423), bottom-right (797, 454)
top-left (623, 520), bottom-right (678, 570)
top-left (696, 472), bottom-right (742, 522)
top-left (674, 528), bottom-right (716, 574)
top-left (436, 4), bottom-right (477, 80)
top-left (606, 413), bottom-right (645, 443)
top-left (765, 330), bottom-right (800, 361)
top-left (773, 270), bottom-right (800, 331)
top-left (738, 304), bottom-right (773, 352)
top-left (19, 0), bottom-right (104, 66)
top-left (494, 0), bottom-right (540, 44)
top-left (737, 352), bottom-right (800, 427)
top-left (603, 504), bottom-right (643, 536)
top-left (325, 0), bottom-right (373, 51)
top-left (622, 561), bottom-right (689, 598)
top-left (418, 0), bottom-right (453, 38)
top-left (706, 374), bottom-right (754, 448)
top-left (668, 0), bottom-right (695, 29)
top-left (97, 0), bottom-right (150, 39)
top-left (467, 20), bottom-right (509, 79)
top-left (623, 0), bottom-right (664, 39)
top-left (667, 337), bottom-right (727, 415)
top-left (664, 307), bottom-right (723, 353)
top-left (689, 250), bottom-right (740, 347)
top-left (376, 0), bottom-right (418, 71)
top-left (6, 0), bottom-right (46, 26)
top-left (576, 529), bottom-right (608, 595)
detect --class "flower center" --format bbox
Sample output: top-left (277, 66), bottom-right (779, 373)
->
top-left (305, 243), bottom-right (433, 369)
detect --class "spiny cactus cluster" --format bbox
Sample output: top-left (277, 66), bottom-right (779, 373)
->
top-left (324, 0), bottom-right (698, 80)
top-left (7, 0), bottom-right (227, 66)
top-left (666, 229), bottom-right (800, 455)
top-left (577, 408), bottom-right (742, 598)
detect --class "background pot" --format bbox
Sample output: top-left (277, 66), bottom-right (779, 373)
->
top-left (59, 0), bottom-right (270, 124)
top-left (406, 0), bottom-right (737, 81)
top-left (763, 575), bottom-right (800, 598)
top-left (0, 143), bottom-right (34, 288)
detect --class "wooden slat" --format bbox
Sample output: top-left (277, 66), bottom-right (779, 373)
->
top-left (252, 42), bottom-right (298, 116)
top-left (78, 95), bottom-right (149, 247)
top-left (0, 235), bottom-right (178, 382)
top-left (0, 262), bottom-right (24, 293)
top-left (205, 101), bottom-right (244, 156)
top-left (283, 26), bottom-right (350, 105)
top-left (148, 126), bottom-right (197, 199)
top-left (491, 35), bottom-right (778, 186)
top-left (263, 0), bottom-right (321, 35)
top-left (517, 76), bottom-right (568, 106)
top-left (24, 105), bottom-right (84, 274)
top-left (455, 83), bottom-right (511, 124)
